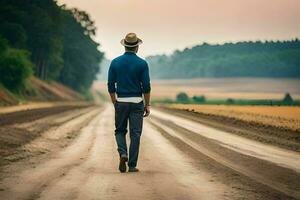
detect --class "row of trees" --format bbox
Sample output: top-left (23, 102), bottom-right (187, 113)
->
top-left (0, 0), bottom-right (104, 92)
top-left (146, 40), bottom-right (300, 79)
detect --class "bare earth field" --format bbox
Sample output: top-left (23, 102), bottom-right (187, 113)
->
top-left (0, 103), bottom-right (299, 199)
top-left (94, 78), bottom-right (300, 100)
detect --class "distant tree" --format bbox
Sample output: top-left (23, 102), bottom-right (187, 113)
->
top-left (176, 92), bottom-right (189, 103)
top-left (283, 93), bottom-right (293, 104)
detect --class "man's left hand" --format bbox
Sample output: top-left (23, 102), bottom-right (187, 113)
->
top-left (143, 105), bottom-right (150, 117)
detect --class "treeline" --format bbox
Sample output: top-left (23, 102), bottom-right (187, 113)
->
top-left (0, 0), bottom-right (103, 92)
top-left (146, 40), bottom-right (300, 79)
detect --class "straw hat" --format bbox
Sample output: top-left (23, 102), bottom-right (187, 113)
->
top-left (121, 33), bottom-right (143, 47)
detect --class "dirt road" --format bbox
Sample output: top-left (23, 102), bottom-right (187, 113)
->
top-left (0, 104), bottom-right (299, 200)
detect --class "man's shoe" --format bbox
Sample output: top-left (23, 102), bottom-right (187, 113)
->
top-left (128, 167), bottom-right (139, 172)
top-left (119, 155), bottom-right (128, 173)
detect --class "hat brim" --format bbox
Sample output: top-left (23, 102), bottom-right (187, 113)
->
top-left (120, 38), bottom-right (143, 47)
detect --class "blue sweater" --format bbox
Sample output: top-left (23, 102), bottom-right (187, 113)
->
top-left (107, 52), bottom-right (151, 97)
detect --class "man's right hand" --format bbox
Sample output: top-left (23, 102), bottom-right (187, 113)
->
top-left (143, 105), bottom-right (150, 117)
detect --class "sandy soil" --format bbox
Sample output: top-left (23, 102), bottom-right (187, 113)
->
top-left (0, 104), bottom-right (299, 199)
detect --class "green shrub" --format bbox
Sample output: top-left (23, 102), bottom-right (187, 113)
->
top-left (0, 39), bottom-right (33, 91)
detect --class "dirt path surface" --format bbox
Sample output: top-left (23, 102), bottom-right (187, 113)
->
top-left (0, 104), bottom-right (299, 199)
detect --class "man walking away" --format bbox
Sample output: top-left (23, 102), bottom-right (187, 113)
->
top-left (107, 33), bottom-right (151, 173)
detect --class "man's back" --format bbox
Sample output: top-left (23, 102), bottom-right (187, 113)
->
top-left (108, 52), bottom-right (151, 98)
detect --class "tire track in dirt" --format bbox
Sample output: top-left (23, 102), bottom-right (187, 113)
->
top-left (34, 108), bottom-right (113, 200)
top-left (0, 106), bottom-right (101, 168)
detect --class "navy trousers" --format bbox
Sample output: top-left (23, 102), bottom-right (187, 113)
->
top-left (114, 101), bottom-right (144, 168)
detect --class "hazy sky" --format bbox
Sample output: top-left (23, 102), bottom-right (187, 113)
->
top-left (58, 0), bottom-right (300, 59)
